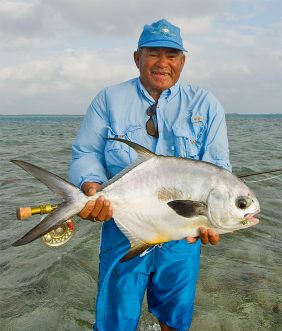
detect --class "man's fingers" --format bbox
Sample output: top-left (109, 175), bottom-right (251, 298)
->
top-left (199, 227), bottom-right (209, 244)
top-left (207, 228), bottom-right (220, 245)
top-left (90, 196), bottom-right (105, 218)
top-left (78, 196), bottom-right (113, 222)
top-left (79, 201), bottom-right (95, 219)
top-left (81, 182), bottom-right (100, 196)
top-left (79, 183), bottom-right (113, 222)
top-left (95, 199), bottom-right (111, 221)
top-left (198, 227), bottom-right (220, 245)
top-left (105, 206), bottom-right (114, 221)
top-left (186, 236), bottom-right (198, 243)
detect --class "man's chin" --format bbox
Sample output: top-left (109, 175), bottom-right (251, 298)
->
top-left (149, 80), bottom-right (173, 93)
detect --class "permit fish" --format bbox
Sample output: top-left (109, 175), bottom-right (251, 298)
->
top-left (11, 138), bottom-right (260, 261)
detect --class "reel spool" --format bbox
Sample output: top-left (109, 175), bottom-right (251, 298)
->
top-left (41, 218), bottom-right (75, 247)
top-left (16, 204), bottom-right (75, 247)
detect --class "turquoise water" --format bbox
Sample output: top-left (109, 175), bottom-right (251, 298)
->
top-left (0, 114), bottom-right (281, 331)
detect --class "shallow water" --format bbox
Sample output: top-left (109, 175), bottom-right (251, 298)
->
top-left (0, 114), bottom-right (281, 331)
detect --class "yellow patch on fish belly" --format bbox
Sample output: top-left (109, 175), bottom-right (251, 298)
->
top-left (157, 187), bottom-right (184, 201)
top-left (147, 234), bottom-right (170, 245)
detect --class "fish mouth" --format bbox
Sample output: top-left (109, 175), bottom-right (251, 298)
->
top-left (243, 210), bottom-right (260, 225)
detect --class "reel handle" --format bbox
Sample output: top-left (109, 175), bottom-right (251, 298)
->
top-left (16, 204), bottom-right (58, 220)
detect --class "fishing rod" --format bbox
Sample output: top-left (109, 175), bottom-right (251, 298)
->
top-left (238, 168), bottom-right (282, 178)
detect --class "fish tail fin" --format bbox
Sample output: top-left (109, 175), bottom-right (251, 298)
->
top-left (11, 160), bottom-right (89, 246)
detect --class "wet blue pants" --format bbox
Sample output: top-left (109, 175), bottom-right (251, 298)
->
top-left (93, 223), bottom-right (201, 331)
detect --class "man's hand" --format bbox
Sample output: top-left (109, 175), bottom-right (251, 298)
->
top-left (79, 182), bottom-right (113, 222)
top-left (186, 227), bottom-right (220, 245)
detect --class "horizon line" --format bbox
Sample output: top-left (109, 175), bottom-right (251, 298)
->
top-left (1, 113), bottom-right (282, 116)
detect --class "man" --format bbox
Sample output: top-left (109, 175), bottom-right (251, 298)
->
top-left (69, 19), bottom-right (231, 331)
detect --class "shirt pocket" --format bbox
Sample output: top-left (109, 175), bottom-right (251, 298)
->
top-left (172, 117), bottom-right (207, 159)
top-left (172, 125), bottom-right (199, 159)
top-left (105, 124), bottom-right (142, 177)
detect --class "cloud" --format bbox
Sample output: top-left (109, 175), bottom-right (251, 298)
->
top-left (0, 1), bottom-right (67, 51)
top-left (0, 1), bottom-right (43, 37)
top-left (45, 0), bottom-right (225, 36)
top-left (0, 0), bottom-right (226, 50)
top-left (0, 48), bottom-right (138, 114)
top-left (0, 0), bottom-right (281, 114)
top-left (0, 48), bottom-right (136, 91)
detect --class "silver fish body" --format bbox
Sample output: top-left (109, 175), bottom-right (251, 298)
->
top-left (11, 139), bottom-right (260, 261)
top-left (98, 153), bottom-right (260, 259)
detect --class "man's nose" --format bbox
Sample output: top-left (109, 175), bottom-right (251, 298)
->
top-left (156, 55), bottom-right (168, 67)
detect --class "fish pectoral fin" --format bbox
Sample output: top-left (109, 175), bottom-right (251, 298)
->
top-left (120, 242), bottom-right (152, 262)
top-left (167, 200), bottom-right (207, 218)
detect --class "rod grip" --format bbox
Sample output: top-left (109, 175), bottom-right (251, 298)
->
top-left (16, 204), bottom-right (57, 220)
top-left (17, 207), bottom-right (32, 220)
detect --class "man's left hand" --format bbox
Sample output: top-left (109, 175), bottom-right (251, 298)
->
top-left (186, 226), bottom-right (220, 245)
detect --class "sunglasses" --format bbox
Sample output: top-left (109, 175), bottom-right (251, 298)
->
top-left (146, 103), bottom-right (159, 138)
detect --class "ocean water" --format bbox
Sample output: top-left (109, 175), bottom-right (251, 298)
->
top-left (0, 114), bottom-right (281, 331)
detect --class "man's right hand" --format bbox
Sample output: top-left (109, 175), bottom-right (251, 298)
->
top-left (79, 182), bottom-right (113, 222)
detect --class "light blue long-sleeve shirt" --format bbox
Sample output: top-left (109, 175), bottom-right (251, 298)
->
top-left (69, 77), bottom-right (231, 251)
top-left (69, 77), bottom-right (231, 189)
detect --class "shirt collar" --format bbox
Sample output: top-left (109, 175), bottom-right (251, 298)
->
top-left (137, 77), bottom-right (180, 103)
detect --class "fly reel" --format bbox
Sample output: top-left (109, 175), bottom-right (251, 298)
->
top-left (16, 204), bottom-right (75, 247)
top-left (41, 218), bottom-right (75, 247)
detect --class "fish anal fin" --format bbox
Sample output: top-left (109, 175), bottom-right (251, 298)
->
top-left (167, 200), bottom-right (207, 218)
top-left (114, 220), bottom-right (152, 262)
top-left (120, 242), bottom-right (151, 262)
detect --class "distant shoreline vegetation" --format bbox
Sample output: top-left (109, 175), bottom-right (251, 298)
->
top-left (0, 113), bottom-right (282, 118)
top-left (0, 114), bottom-right (83, 117)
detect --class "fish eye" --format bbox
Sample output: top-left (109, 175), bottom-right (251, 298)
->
top-left (236, 197), bottom-right (251, 209)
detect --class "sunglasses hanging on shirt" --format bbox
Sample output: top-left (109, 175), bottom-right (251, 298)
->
top-left (146, 103), bottom-right (159, 138)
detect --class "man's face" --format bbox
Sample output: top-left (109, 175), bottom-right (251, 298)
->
top-left (134, 47), bottom-right (185, 99)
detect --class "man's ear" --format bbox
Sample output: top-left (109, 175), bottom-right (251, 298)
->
top-left (180, 54), bottom-right (186, 71)
top-left (133, 51), bottom-right (140, 68)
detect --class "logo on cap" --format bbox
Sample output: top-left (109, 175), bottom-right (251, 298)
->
top-left (161, 27), bottom-right (170, 34)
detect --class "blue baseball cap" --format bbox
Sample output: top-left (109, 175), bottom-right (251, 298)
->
top-left (138, 19), bottom-right (187, 52)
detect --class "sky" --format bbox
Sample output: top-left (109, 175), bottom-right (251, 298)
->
top-left (0, 0), bottom-right (281, 115)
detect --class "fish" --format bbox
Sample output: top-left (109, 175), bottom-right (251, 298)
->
top-left (11, 138), bottom-right (260, 261)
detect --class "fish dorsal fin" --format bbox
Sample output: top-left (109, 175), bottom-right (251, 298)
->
top-left (114, 219), bottom-right (152, 262)
top-left (167, 200), bottom-right (207, 218)
top-left (99, 138), bottom-right (156, 191)
top-left (106, 138), bottom-right (155, 158)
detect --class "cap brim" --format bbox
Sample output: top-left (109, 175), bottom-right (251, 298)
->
top-left (139, 40), bottom-right (187, 52)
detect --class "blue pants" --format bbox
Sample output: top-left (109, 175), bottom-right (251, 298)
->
top-left (94, 221), bottom-right (201, 331)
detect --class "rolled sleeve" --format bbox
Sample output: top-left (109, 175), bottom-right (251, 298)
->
top-left (69, 91), bottom-right (109, 188)
top-left (201, 93), bottom-right (232, 172)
